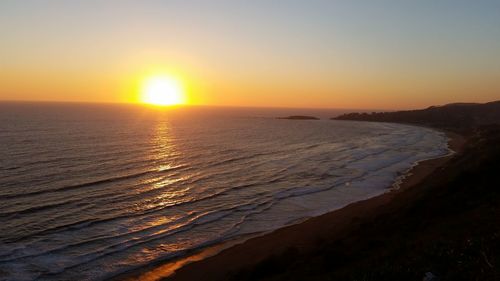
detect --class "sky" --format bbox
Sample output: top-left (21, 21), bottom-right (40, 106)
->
top-left (1, 0), bottom-right (500, 109)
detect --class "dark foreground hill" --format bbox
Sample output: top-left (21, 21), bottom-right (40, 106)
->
top-left (333, 101), bottom-right (500, 131)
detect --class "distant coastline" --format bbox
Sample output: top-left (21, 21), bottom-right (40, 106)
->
top-left (332, 100), bottom-right (500, 132)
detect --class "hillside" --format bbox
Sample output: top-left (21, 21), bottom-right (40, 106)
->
top-left (333, 101), bottom-right (500, 131)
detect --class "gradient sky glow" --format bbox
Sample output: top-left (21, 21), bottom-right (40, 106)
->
top-left (1, 0), bottom-right (500, 109)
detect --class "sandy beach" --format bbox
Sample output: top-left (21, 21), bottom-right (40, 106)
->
top-left (114, 130), bottom-right (466, 281)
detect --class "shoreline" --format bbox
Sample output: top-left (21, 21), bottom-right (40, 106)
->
top-left (114, 129), bottom-right (466, 281)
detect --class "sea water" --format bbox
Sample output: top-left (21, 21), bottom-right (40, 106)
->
top-left (0, 103), bottom-right (449, 280)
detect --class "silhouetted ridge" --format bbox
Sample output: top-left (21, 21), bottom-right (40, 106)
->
top-left (333, 100), bottom-right (500, 131)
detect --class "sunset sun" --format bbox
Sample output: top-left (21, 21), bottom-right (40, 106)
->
top-left (141, 76), bottom-right (185, 106)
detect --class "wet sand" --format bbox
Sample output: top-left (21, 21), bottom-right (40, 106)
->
top-left (115, 131), bottom-right (466, 281)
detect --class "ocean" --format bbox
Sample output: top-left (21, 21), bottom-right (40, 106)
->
top-left (0, 102), bottom-right (449, 281)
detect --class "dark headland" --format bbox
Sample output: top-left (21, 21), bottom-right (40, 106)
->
top-left (333, 100), bottom-right (500, 132)
top-left (125, 101), bottom-right (500, 281)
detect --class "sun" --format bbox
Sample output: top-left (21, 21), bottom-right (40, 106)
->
top-left (141, 76), bottom-right (185, 106)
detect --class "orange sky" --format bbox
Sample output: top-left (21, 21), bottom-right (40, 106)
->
top-left (1, 1), bottom-right (500, 110)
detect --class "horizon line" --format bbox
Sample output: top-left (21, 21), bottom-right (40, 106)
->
top-left (0, 98), bottom-right (479, 112)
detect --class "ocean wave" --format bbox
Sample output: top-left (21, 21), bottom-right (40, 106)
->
top-left (0, 115), bottom-right (449, 281)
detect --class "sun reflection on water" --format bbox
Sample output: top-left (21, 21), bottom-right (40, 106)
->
top-left (151, 121), bottom-right (177, 159)
top-left (119, 119), bottom-right (212, 278)
top-left (138, 120), bottom-right (193, 213)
